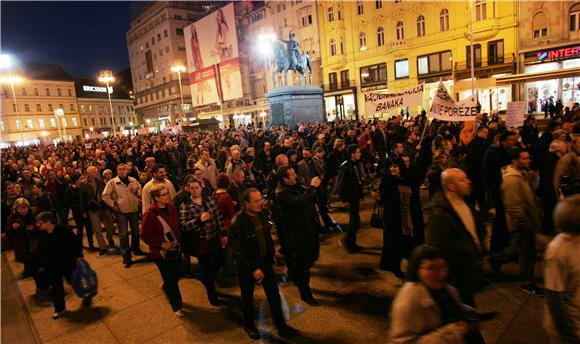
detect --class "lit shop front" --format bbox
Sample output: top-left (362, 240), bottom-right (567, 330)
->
top-left (497, 44), bottom-right (580, 114)
top-left (324, 87), bottom-right (357, 121)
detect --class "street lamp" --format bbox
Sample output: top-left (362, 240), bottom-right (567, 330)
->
top-left (98, 70), bottom-right (116, 135)
top-left (1, 74), bottom-right (25, 141)
top-left (170, 63), bottom-right (187, 121)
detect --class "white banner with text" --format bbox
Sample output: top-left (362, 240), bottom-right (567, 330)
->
top-left (428, 82), bottom-right (478, 121)
top-left (364, 84), bottom-right (424, 116)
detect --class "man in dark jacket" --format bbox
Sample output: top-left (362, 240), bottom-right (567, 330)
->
top-left (338, 144), bottom-right (364, 253)
top-left (426, 169), bottom-right (484, 304)
top-left (465, 126), bottom-right (490, 209)
top-left (35, 211), bottom-right (84, 319)
top-left (426, 168), bottom-right (486, 344)
top-left (276, 166), bottom-right (321, 306)
top-left (229, 188), bottom-right (296, 340)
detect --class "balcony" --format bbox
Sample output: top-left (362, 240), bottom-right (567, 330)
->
top-left (453, 55), bottom-right (516, 80)
top-left (322, 81), bottom-right (357, 93)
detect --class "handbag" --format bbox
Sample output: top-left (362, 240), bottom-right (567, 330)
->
top-left (157, 215), bottom-right (181, 261)
top-left (71, 259), bottom-right (98, 298)
top-left (370, 201), bottom-right (384, 229)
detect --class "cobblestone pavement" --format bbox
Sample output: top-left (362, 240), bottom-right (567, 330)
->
top-left (3, 197), bottom-right (549, 344)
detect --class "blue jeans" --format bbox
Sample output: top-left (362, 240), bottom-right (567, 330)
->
top-left (117, 212), bottom-right (140, 262)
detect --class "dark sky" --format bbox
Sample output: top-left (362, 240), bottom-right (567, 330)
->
top-left (1, 1), bottom-right (132, 78)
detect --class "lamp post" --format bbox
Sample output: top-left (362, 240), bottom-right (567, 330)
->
top-left (170, 63), bottom-right (187, 121)
top-left (5, 75), bottom-right (24, 141)
top-left (98, 70), bottom-right (116, 135)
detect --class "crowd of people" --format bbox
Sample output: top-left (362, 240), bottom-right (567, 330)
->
top-left (1, 104), bottom-right (579, 342)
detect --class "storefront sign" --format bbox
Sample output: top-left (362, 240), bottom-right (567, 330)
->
top-left (506, 101), bottom-right (526, 127)
top-left (364, 84), bottom-right (423, 116)
top-left (527, 45), bottom-right (580, 62)
top-left (82, 85), bottom-right (113, 94)
top-left (429, 82), bottom-right (478, 121)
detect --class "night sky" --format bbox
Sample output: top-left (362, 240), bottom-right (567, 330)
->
top-left (1, 1), bottom-right (131, 78)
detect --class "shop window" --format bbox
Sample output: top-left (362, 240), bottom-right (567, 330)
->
top-left (475, 0), bottom-right (487, 21)
top-left (357, 0), bottom-right (363, 15)
top-left (417, 16), bottom-right (425, 37)
top-left (466, 44), bottom-right (482, 67)
top-left (330, 39), bottom-right (336, 56)
top-left (533, 12), bottom-right (549, 38)
top-left (328, 7), bottom-right (334, 22)
top-left (395, 59), bottom-right (410, 79)
top-left (360, 63), bottom-right (387, 85)
top-left (376, 0), bottom-right (382, 9)
top-left (396, 21), bottom-right (404, 41)
top-left (570, 4), bottom-right (580, 31)
top-left (488, 40), bottom-right (504, 64)
top-left (377, 27), bottom-right (385, 46)
top-left (440, 9), bottom-right (449, 31)
top-left (341, 70), bottom-right (350, 88)
top-left (359, 32), bottom-right (367, 50)
top-left (417, 51), bottom-right (452, 76)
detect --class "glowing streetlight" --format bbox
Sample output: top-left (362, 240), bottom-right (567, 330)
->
top-left (146, 119), bottom-right (151, 126)
top-left (98, 70), bottom-right (116, 135)
top-left (170, 63), bottom-right (187, 121)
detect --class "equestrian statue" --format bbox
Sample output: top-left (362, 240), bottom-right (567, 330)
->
top-left (272, 31), bottom-right (312, 87)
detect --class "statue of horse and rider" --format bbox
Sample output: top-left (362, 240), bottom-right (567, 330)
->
top-left (272, 31), bottom-right (312, 87)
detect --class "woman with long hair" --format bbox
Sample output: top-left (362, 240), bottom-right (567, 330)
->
top-left (140, 184), bottom-right (184, 317)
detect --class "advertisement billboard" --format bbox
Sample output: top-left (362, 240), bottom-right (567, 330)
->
top-left (184, 3), bottom-right (243, 107)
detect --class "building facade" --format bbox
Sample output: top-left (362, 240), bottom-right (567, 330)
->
top-left (497, 1), bottom-right (580, 114)
top-left (126, 1), bottom-right (219, 129)
top-left (0, 63), bottom-right (82, 144)
top-left (75, 79), bottom-right (136, 137)
top-left (317, 0), bottom-right (518, 120)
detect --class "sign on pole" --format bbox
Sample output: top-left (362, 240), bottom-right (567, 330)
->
top-left (428, 82), bottom-right (478, 122)
top-left (505, 101), bottom-right (526, 128)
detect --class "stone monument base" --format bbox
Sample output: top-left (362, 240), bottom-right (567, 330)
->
top-left (266, 86), bottom-right (324, 128)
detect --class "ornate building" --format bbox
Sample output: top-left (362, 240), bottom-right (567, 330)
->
top-left (317, 0), bottom-right (518, 119)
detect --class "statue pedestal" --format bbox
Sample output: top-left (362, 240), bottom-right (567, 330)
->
top-left (266, 86), bottom-right (324, 128)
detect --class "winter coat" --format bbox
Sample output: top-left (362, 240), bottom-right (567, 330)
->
top-left (229, 211), bottom-right (275, 274)
top-left (101, 176), bottom-right (142, 214)
top-left (37, 224), bottom-right (82, 273)
top-left (6, 211), bottom-right (35, 263)
top-left (501, 165), bottom-right (542, 232)
top-left (337, 159), bottom-right (364, 202)
top-left (389, 282), bottom-right (466, 344)
top-left (140, 203), bottom-right (181, 260)
top-left (426, 194), bottom-right (484, 294)
top-left (275, 183), bottom-right (321, 254)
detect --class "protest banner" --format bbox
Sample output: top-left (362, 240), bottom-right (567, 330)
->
top-left (364, 84), bottom-right (424, 116)
top-left (428, 82), bottom-right (478, 121)
top-left (505, 101), bottom-right (526, 128)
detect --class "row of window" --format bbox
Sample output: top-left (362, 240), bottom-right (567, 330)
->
top-left (11, 117), bottom-right (78, 130)
top-left (17, 87), bottom-right (73, 97)
top-left (81, 115), bottom-right (137, 128)
top-left (333, 1), bottom-right (486, 22)
top-left (80, 104), bottom-right (133, 113)
top-left (13, 103), bottom-right (75, 113)
top-left (329, 41), bottom-right (504, 87)
top-left (136, 86), bottom-right (177, 105)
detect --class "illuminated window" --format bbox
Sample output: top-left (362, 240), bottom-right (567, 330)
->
top-left (0, 120), bottom-right (4, 131)
top-left (50, 118), bottom-right (56, 128)
top-left (16, 120), bottom-right (22, 129)
top-left (395, 59), bottom-right (409, 79)
top-left (39, 119), bottom-right (46, 128)
top-left (359, 32), bottom-right (367, 49)
top-left (61, 118), bottom-right (67, 127)
top-left (26, 119), bottom-right (33, 129)
top-left (72, 118), bottom-right (78, 126)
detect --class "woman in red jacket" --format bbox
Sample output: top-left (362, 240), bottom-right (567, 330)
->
top-left (140, 184), bottom-right (184, 317)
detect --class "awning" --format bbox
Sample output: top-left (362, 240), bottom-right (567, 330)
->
top-left (496, 67), bottom-right (580, 85)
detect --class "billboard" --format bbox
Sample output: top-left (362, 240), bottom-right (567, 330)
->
top-left (184, 3), bottom-right (243, 107)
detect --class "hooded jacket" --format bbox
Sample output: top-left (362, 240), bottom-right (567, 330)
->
top-left (501, 165), bottom-right (542, 232)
